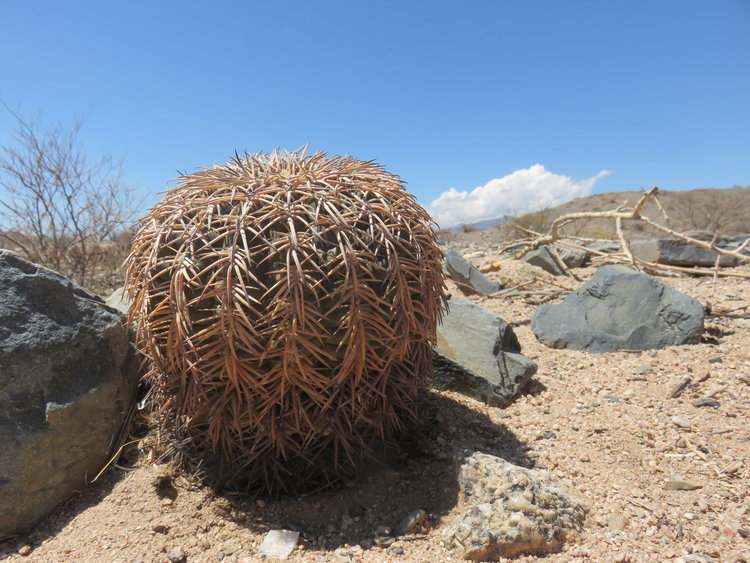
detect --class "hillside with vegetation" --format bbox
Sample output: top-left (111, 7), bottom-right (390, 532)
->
top-left (441, 186), bottom-right (750, 247)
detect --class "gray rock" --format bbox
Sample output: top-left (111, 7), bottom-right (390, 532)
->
top-left (531, 265), bottom-right (704, 352)
top-left (105, 286), bottom-right (129, 315)
top-left (585, 240), bottom-right (621, 255)
top-left (394, 508), bottom-right (427, 537)
top-left (442, 452), bottom-right (587, 560)
top-left (444, 251), bottom-right (500, 295)
top-left (692, 397), bottom-right (720, 408)
top-left (631, 238), bottom-right (738, 267)
top-left (724, 233), bottom-right (750, 251)
top-left (520, 246), bottom-right (568, 276)
top-left (433, 296), bottom-right (537, 407)
top-left (0, 250), bottom-right (139, 538)
top-left (553, 240), bottom-right (589, 268)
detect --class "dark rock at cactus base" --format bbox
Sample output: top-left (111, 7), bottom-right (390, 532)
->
top-left (444, 251), bottom-right (501, 295)
top-left (433, 295), bottom-right (537, 406)
top-left (0, 250), bottom-right (139, 538)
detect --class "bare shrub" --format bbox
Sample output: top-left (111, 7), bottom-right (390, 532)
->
top-left (0, 105), bottom-right (138, 289)
top-left (667, 187), bottom-right (750, 235)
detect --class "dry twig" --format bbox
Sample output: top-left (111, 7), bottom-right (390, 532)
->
top-left (480, 186), bottom-right (750, 278)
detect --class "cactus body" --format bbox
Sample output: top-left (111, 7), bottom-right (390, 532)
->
top-left (126, 149), bottom-right (446, 493)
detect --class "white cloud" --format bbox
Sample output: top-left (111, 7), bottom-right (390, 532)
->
top-left (426, 165), bottom-right (612, 228)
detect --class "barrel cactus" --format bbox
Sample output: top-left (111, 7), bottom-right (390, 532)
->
top-left (126, 149), bottom-right (447, 493)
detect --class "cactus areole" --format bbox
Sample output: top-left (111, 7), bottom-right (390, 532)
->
top-left (126, 149), bottom-right (447, 493)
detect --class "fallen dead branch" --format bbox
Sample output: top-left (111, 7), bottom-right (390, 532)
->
top-left (479, 186), bottom-right (750, 279)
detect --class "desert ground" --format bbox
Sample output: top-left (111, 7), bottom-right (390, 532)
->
top-left (1, 248), bottom-right (749, 563)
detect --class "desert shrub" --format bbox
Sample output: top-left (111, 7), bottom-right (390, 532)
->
top-left (493, 208), bottom-right (553, 241)
top-left (0, 106), bottom-right (137, 289)
top-left (126, 149), bottom-right (447, 494)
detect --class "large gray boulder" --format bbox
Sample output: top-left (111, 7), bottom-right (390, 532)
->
top-left (631, 238), bottom-right (738, 267)
top-left (0, 251), bottom-right (139, 538)
top-left (444, 251), bottom-right (500, 295)
top-left (442, 452), bottom-right (587, 560)
top-left (433, 296), bottom-right (537, 406)
top-left (531, 265), bottom-right (704, 352)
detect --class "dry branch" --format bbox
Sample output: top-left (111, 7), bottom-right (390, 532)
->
top-left (480, 186), bottom-right (749, 278)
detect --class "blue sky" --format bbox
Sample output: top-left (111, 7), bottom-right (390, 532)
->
top-left (1, 1), bottom-right (748, 227)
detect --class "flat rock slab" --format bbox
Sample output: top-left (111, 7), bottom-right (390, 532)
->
top-left (531, 264), bottom-right (704, 352)
top-left (433, 295), bottom-right (537, 406)
top-left (444, 251), bottom-right (500, 295)
top-left (585, 240), bottom-right (621, 255)
top-left (631, 238), bottom-right (738, 267)
top-left (0, 250), bottom-right (139, 538)
top-left (442, 452), bottom-right (587, 560)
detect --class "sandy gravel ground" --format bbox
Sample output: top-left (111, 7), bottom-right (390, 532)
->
top-left (2, 262), bottom-right (749, 563)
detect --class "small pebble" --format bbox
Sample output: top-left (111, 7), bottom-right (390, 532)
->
top-left (374, 525), bottom-right (391, 537)
top-left (168, 548), bottom-right (187, 563)
top-left (664, 479), bottom-right (703, 491)
top-left (579, 454), bottom-right (591, 462)
top-left (18, 545), bottom-right (32, 556)
top-left (636, 364), bottom-right (654, 374)
top-left (708, 356), bottom-right (723, 364)
top-left (258, 530), bottom-right (299, 560)
top-left (373, 536), bottom-right (395, 547)
top-left (671, 415), bottom-right (693, 429)
top-left (394, 508), bottom-right (427, 536)
top-left (608, 511), bottom-right (628, 532)
top-left (692, 397), bottom-right (719, 408)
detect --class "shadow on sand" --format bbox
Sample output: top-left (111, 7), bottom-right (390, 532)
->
top-left (216, 389), bottom-right (533, 550)
top-left (1, 388), bottom-right (533, 554)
